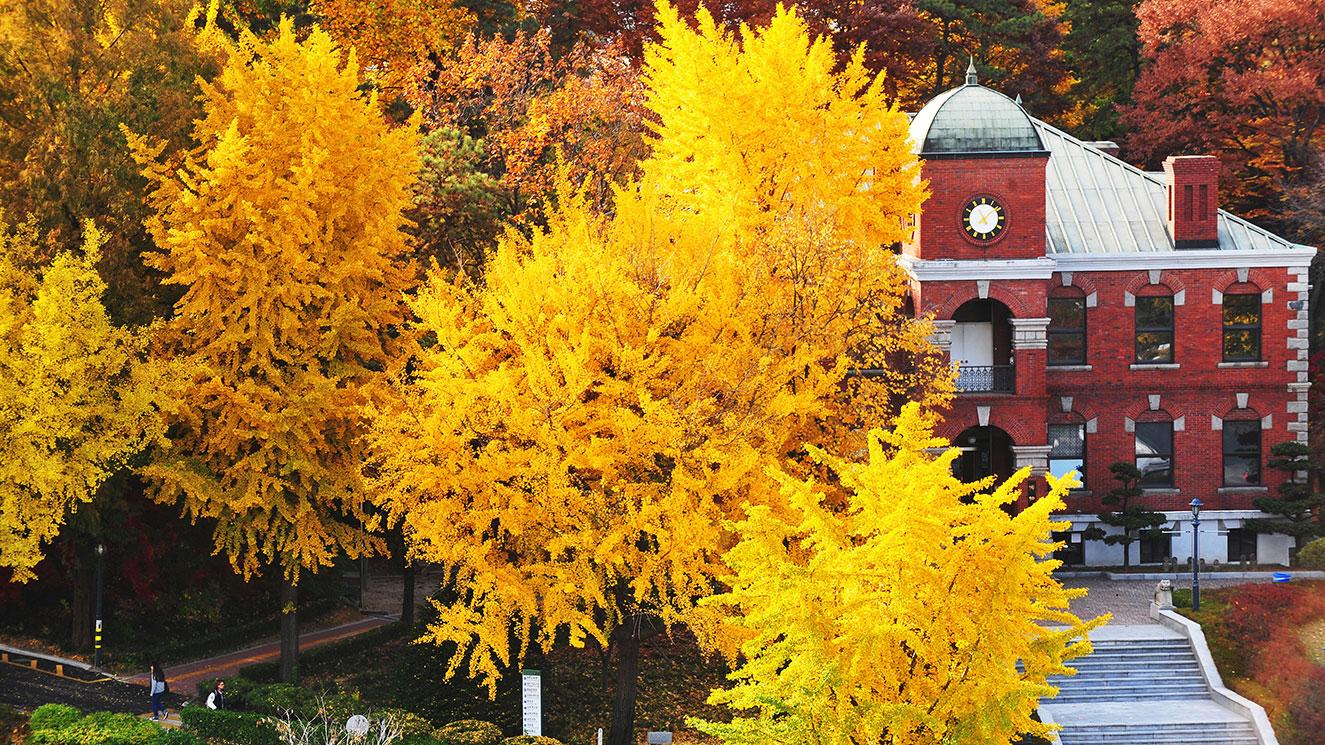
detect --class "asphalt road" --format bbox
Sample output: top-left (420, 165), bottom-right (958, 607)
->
top-left (0, 663), bottom-right (185, 714)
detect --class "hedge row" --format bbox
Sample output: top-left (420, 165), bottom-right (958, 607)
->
top-left (178, 708), bottom-right (282, 745)
top-left (26, 705), bottom-right (202, 745)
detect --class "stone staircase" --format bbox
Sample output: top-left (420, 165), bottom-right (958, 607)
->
top-left (1041, 626), bottom-right (1264, 745)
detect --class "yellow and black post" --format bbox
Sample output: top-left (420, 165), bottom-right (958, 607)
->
top-left (93, 543), bottom-right (105, 669)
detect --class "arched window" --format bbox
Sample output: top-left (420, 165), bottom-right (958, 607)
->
top-left (1222, 416), bottom-right (1262, 486)
top-left (1048, 415), bottom-right (1087, 488)
top-left (1135, 416), bottom-right (1174, 488)
top-left (1135, 289), bottom-right (1175, 363)
top-left (1223, 284), bottom-right (1262, 362)
top-left (1047, 287), bottom-right (1086, 366)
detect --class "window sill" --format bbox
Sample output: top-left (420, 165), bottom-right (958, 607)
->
top-left (1140, 488), bottom-right (1180, 495)
top-left (1217, 486), bottom-right (1269, 494)
top-left (1048, 365), bottom-right (1093, 372)
top-left (1067, 489), bottom-right (1094, 498)
top-left (1217, 361), bottom-right (1268, 368)
top-left (1130, 363), bottom-right (1181, 370)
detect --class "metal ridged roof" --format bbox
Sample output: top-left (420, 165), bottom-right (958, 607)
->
top-left (909, 84), bottom-right (1045, 155)
top-left (1036, 119), bottom-right (1305, 254)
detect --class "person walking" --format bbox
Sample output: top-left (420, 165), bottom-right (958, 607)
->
top-left (149, 663), bottom-right (168, 721)
top-left (205, 679), bottom-right (225, 710)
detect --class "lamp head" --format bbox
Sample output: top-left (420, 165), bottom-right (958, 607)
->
top-left (95, 543), bottom-right (105, 556)
top-left (1189, 498), bottom-right (1203, 518)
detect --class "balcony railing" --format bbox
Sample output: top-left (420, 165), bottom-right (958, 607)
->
top-left (956, 365), bottom-right (1015, 394)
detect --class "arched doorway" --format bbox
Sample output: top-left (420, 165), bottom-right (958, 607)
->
top-left (951, 299), bottom-right (1014, 393)
top-left (952, 425), bottom-right (1015, 485)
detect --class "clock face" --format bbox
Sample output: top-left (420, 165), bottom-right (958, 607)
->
top-left (963, 196), bottom-right (1006, 242)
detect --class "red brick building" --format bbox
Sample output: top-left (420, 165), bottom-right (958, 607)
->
top-left (902, 63), bottom-right (1316, 566)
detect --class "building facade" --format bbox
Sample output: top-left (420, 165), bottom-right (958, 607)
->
top-left (902, 64), bottom-right (1316, 567)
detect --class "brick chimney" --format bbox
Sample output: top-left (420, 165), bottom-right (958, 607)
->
top-left (1163, 155), bottom-right (1220, 249)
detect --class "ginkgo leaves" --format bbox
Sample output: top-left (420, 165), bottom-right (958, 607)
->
top-left (0, 219), bottom-right (163, 582)
top-left (692, 404), bottom-right (1104, 745)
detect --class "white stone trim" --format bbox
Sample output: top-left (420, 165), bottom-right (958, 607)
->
top-left (1012, 445), bottom-right (1053, 475)
top-left (1236, 267), bottom-right (1250, 283)
top-left (1124, 417), bottom-right (1135, 433)
top-left (1236, 392), bottom-right (1249, 409)
top-left (1262, 414), bottom-right (1274, 429)
top-left (1060, 396), bottom-right (1073, 413)
top-left (1053, 247), bottom-right (1315, 271)
top-left (1148, 394), bottom-right (1161, 411)
top-left (1212, 288), bottom-right (1223, 304)
top-left (1148, 269), bottom-right (1162, 285)
top-left (977, 406), bottom-right (990, 427)
top-left (929, 319), bottom-right (954, 351)
top-left (1211, 415), bottom-right (1223, 431)
top-left (896, 255), bottom-right (1057, 281)
top-left (1174, 415), bottom-right (1185, 432)
top-left (1262, 288), bottom-right (1274, 303)
top-left (1174, 289), bottom-right (1186, 306)
top-left (976, 279), bottom-right (990, 299)
top-left (1085, 417), bottom-right (1098, 434)
top-left (1010, 317), bottom-right (1051, 350)
top-left (1059, 271), bottom-right (1072, 286)
top-left (1085, 291), bottom-right (1098, 308)
top-left (1124, 290), bottom-right (1135, 307)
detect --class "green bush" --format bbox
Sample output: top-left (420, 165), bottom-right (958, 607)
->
top-left (150, 730), bottom-right (204, 745)
top-left (434, 720), bottom-right (503, 745)
top-left (179, 707), bottom-right (281, 745)
top-left (373, 708), bottom-right (433, 738)
top-left (499, 737), bottom-right (563, 745)
top-left (1300, 537), bottom-right (1325, 571)
top-left (28, 711), bottom-right (161, 745)
top-left (28, 704), bottom-right (82, 732)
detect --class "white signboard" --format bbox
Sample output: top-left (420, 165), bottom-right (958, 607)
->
top-left (521, 669), bottom-right (542, 736)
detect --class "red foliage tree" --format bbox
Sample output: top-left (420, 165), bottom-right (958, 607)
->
top-left (1124, 0), bottom-right (1325, 245)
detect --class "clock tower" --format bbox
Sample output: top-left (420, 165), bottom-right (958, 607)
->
top-left (904, 60), bottom-right (1050, 262)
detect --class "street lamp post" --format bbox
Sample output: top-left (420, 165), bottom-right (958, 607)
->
top-left (1190, 499), bottom-right (1202, 612)
top-left (93, 543), bottom-right (105, 669)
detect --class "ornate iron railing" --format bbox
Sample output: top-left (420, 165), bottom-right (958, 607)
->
top-left (956, 365), bottom-right (1015, 394)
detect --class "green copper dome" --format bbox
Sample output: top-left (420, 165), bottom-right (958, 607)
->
top-left (909, 61), bottom-right (1045, 156)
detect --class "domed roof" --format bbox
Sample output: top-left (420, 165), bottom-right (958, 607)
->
top-left (909, 61), bottom-right (1045, 156)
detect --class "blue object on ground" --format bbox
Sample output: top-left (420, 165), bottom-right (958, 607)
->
top-left (1272, 572), bottom-right (1291, 583)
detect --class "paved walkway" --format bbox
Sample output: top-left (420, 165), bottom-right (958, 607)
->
top-left (127, 615), bottom-right (395, 692)
top-left (1062, 577), bottom-right (1254, 624)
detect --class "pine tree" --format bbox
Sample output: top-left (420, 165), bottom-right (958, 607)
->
top-left (1246, 441), bottom-right (1325, 553)
top-left (1084, 462), bottom-right (1169, 568)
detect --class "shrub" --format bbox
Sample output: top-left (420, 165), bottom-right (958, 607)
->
top-left (150, 730), bottom-right (204, 745)
top-left (28, 705), bottom-right (81, 732)
top-left (179, 707), bottom-right (282, 745)
top-left (499, 737), bottom-right (563, 745)
top-left (28, 712), bottom-right (161, 745)
top-left (1299, 537), bottom-right (1325, 571)
top-left (372, 709), bottom-right (433, 738)
top-left (434, 720), bottom-right (502, 745)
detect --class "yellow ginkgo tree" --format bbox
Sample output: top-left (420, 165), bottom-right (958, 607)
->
top-left (0, 218), bottom-right (162, 583)
top-left (128, 18), bottom-right (417, 682)
top-left (692, 403), bottom-right (1106, 745)
top-left (367, 5), bottom-right (948, 744)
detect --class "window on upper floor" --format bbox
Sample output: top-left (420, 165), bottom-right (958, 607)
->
top-left (1135, 294), bottom-right (1175, 363)
top-left (1048, 422), bottom-right (1086, 488)
top-left (1223, 419), bottom-right (1262, 487)
top-left (1135, 420), bottom-right (1174, 488)
top-left (1223, 292), bottom-right (1262, 362)
top-left (1047, 291), bottom-right (1086, 366)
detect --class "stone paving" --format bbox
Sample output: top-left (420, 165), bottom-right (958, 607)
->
top-left (1062, 577), bottom-right (1256, 624)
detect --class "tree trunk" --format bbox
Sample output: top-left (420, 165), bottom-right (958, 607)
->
top-left (400, 559), bottom-right (415, 628)
top-left (279, 577), bottom-right (299, 683)
top-left (607, 623), bottom-right (642, 745)
top-left (69, 549), bottom-right (93, 652)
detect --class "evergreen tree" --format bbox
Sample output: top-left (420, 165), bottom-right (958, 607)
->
top-left (1084, 462), bottom-right (1168, 568)
top-left (1246, 442), bottom-right (1325, 554)
top-left (1062, 0), bottom-right (1140, 141)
